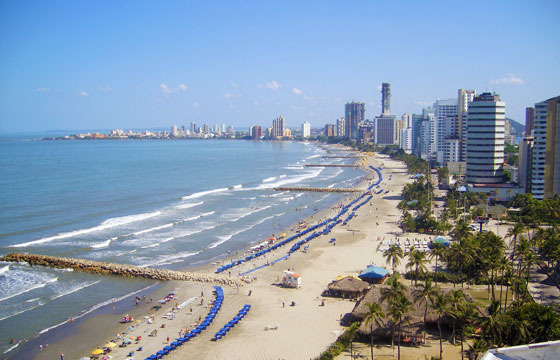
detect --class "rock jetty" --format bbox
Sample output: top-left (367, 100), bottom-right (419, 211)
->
top-left (0, 253), bottom-right (241, 287)
top-left (273, 186), bottom-right (363, 193)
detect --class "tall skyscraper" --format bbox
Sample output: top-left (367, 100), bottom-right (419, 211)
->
top-left (374, 116), bottom-right (396, 145)
top-left (525, 107), bottom-right (535, 136)
top-left (434, 98), bottom-right (458, 164)
top-left (381, 83), bottom-right (391, 115)
top-left (519, 136), bottom-right (534, 193)
top-left (272, 115), bottom-right (285, 139)
top-left (252, 125), bottom-right (262, 140)
top-left (531, 96), bottom-right (560, 199)
top-left (301, 121), bottom-right (311, 138)
top-left (345, 102), bottom-right (365, 140)
top-left (336, 117), bottom-right (345, 137)
top-left (458, 89), bottom-right (476, 161)
top-left (466, 93), bottom-right (505, 185)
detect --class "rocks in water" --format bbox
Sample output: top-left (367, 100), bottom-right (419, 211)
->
top-left (0, 253), bottom-right (241, 287)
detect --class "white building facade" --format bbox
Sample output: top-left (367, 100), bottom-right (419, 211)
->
top-left (466, 93), bottom-right (505, 184)
top-left (302, 121), bottom-right (311, 138)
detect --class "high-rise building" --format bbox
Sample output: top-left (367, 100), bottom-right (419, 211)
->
top-left (458, 89), bottom-right (476, 161)
top-left (171, 125), bottom-right (179, 137)
top-left (190, 122), bottom-right (196, 134)
top-left (434, 98), bottom-right (458, 164)
top-left (525, 107), bottom-right (535, 136)
top-left (531, 96), bottom-right (560, 199)
top-left (325, 124), bottom-right (336, 137)
top-left (302, 121), bottom-right (311, 138)
top-left (374, 115), bottom-right (396, 145)
top-left (382, 83), bottom-right (391, 115)
top-left (443, 139), bottom-right (461, 163)
top-left (272, 115), bottom-right (285, 139)
top-left (466, 93), bottom-right (505, 185)
top-left (411, 114), bottom-right (423, 156)
top-left (345, 102), bottom-right (365, 140)
top-left (336, 117), bottom-right (345, 137)
top-left (252, 126), bottom-right (262, 140)
top-left (203, 124), bottom-right (209, 134)
top-left (399, 127), bottom-right (412, 154)
top-left (519, 136), bottom-right (534, 193)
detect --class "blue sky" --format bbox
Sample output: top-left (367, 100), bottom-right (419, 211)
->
top-left (1, 0), bottom-right (558, 133)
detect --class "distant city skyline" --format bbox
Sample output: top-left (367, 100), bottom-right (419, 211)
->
top-left (1, 0), bottom-right (559, 133)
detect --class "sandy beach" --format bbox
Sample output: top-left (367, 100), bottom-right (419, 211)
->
top-left (34, 150), bottom-right (444, 360)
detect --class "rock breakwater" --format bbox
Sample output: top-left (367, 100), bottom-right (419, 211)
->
top-left (0, 253), bottom-right (241, 286)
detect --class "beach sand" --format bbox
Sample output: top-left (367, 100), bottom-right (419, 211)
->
top-left (34, 151), bottom-right (453, 360)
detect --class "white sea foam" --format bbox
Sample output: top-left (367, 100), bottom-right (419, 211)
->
top-left (29, 284), bottom-right (158, 338)
top-left (228, 205), bottom-right (271, 222)
top-left (141, 250), bottom-right (201, 267)
top-left (91, 239), bottom-right (111, 249)
top-left (0, 265), bottom-right (9, 275)
top-left (51, 280), bottom-right (101, 301)
top-left (176, 201), bottom-right (204, 209)
top-left (25, 297), bottom-right (40, 303)
top-left (11, 211), bottom-right (162, 248)
top-left (230, 184), bottom-right (242, 190)
top-left (262, 176), bottom-right (276, 183)
top-left (306, 154), bottom-right (321, 159)
top-left (0, 277), bottom-right (58, 302)
top-left (283, 166), bottom-right (304, 170)
top-left (208, 214), bottom-right (277, 249)
top-left (182, 187), bottom-right (228, 200)
top-left (132, 223), bottom-right (174, 236)
top-left (3, 342), bottom-right (19, 354)
top-left (257, 168), bottom-right (323, 189)
top-left (140, 237), bottom-right (175, 249)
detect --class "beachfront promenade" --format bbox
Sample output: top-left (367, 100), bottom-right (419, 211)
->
top-left (0, 253), bottom-right (241, 286)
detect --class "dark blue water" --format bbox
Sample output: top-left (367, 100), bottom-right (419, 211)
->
top-left (0, 137), bottom-right (363, 355)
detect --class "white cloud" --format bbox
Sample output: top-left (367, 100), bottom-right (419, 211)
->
top-left (292, 88), bottom-right (303, 95)
top-left (253, 101), bottom-right (260, 106)
top-left (160, 83), bottom-right (188, 94)
top-left (414, 100), bottom-right (431, 107)
top-left (35, 87), bottom-right (49, 92)
top-left (231, 82), bottom-right (239, 88)
top-left (258, 80), bottom-right (280, 90)
top-left (291, 105), bottom-right (304, 111)
top-left (192, 102), bottom-right (199, 107)
top-left (224, 92), bottom-right (241, 99)
top-left (334, 97), bottom-right (342, 103)
top-left (99, 86), bottom-right (112, 93)
top-left (78, 90), bottom-right (89, 96)
top-left (491, 74), bottom-right (524, 85)
top-left (376, 85), bottom-right (382, 91)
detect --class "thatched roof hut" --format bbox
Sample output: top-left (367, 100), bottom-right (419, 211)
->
top-left (349, 285), bottom-right (476, 339)
top-left (326, 276), bottom-right (370, 299)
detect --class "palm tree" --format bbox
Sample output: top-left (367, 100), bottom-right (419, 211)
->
top-left (413, 279), bottom-right (438, 340)
top-left (429, 242), bottom-right (445, 286)
top-left (468, 339), bottom-right (488, 360)
top-left (451, 220), bottom-right (472, 244)
top-left (381, 274), bottom-right (407, 352)
top-left (432, 291), bottom-right (448, 360)
top-left (506, 223), bottom-right (525, 260)
top-left (407, 248), bottom-right (428, 286)
top-left (481, 300), bottom-right (505, 347)
top-left (446, 290), bottom-right (467, 344)
top-left (389, 294), bottom-right (412, 360)
top-left (363, 303), bottom-right (385, 360)
top-left (455, 302), bottom-right (479, 360)
top-left (384, 244), bottom-right (404, 274)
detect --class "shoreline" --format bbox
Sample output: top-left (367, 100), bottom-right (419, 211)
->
top-left (5, 144), bottom-right (365, 359)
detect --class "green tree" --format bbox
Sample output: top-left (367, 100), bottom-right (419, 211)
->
top-left (432, 291), bottom-right (448, 360)
top-left (384, 244), bottom-right (404, 274)
top-left (363, 303), bottom-right (385, 360)
top-left (414, 279), bottom-right (438, 339)
top-left (429, 242), bottom-right (446, 287)
top-left (407, 248), bottom-right (428, 286)
top-left (389, 294), bottom-right (412, 360)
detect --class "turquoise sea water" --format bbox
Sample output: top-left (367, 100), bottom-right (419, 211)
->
top-left (0, 136), bottom-right (364, 355)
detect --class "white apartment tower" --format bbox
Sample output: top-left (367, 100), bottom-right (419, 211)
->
top-left (399, 127), bottom-right (412, 154)
top-left (434, 98), bottom-right (458, 164)
top-left (302, 121), bottom-right (311, 138)
top-left (466, 93), bottom-right (505, 184)
top-left (272, 115), bottom-right (285, 139)
top-left (458, 89), bottom-right (476, 161)
top-left (336, 117), bottom-right (345, 137)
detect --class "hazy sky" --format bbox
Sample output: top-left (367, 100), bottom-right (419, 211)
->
top-left (1, 0), bottom-right (559, 133)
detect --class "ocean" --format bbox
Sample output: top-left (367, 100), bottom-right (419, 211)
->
top-left (0, 136), bottom-right (364, 355)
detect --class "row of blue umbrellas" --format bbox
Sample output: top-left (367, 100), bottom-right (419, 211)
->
top-left (144, 286), bottom-right (224, 360)
top-left (217, 166), bottom-right (384, 274)
top-left (212, 304), bottom-right (251, 341)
